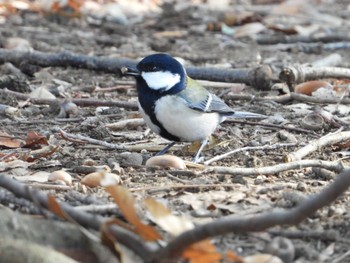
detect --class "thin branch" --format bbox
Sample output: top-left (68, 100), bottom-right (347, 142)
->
top-left (150, 168), bottom-right (350, 262)
top-left (204, 143), bottom-right (299, 165)
top-left (286, 131), bottom-right (350, 162)
top-left (290, 92), bottom-right (350, 105)
top-left (0, 174), bottom-right (154, 259)
top-left (208, 159), bottom-right (344, 175)
top-left (225, 119), bottom-right (317, 135)
top-left (256, 33), bottom-right (350, 45)
top-left (0, 88), bottom-right (138, 110)
top-left (227, 93), bottom-right (292, 104)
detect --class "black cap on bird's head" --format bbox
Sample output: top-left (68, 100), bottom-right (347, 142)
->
top-left (122, 53), bottom-right (187, 94)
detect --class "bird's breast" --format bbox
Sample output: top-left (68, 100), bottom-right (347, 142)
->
top-left (154, 95), bottom-right (221, 142)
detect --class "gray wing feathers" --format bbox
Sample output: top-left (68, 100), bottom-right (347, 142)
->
top-left (181, 92), bottom-right (234, 114)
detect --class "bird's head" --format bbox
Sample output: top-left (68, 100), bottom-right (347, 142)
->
top-left (122, 53), bottom-right (187, 94)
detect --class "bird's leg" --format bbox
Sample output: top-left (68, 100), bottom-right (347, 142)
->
top-left (155, 141), bottom-right (176, 156)
top-left (193, 138), bottom-right (209, 163)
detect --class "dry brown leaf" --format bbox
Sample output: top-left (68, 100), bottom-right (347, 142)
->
top-left (25, 145), bottom-right (59, 162)
top-left (100, 219), bottom-right (122, 259)
top-left (294, 80), bottom-right (332, 96)
top-left (0, 131), bottom-right (23, 148)
top-left (24, 131), bottom-right (49, 147)
top-left (47, 194), bottom-right (71, 220)
top-left (182, 240), bottom-right (222, 263)
top-left (144, 198), bottom-right (194, 236)
top-left (106, 185), bottom-right (162, 241)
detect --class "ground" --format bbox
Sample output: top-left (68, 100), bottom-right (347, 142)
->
top-left (0, 1), bottom-right (350, 262)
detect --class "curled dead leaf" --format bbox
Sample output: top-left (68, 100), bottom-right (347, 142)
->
top-left (294, 80), bottom-right (332, 96)
top-left (244, 254), bottom-right (283, 263)
top-left (0, 131), bottom-right (23, 148)
top-left (48, 170), bottom-right (72, 185)
top-left (146, 155), bottom-right (186, 170)
top-left (300, 113), bottom-right (324, 131)
top-left (81, 171), bottom-right (120, 188)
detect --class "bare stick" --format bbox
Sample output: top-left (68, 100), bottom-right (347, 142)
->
top-left (60, 129), bottom-right (183, 152)
top-left (204, 143), bottom-right (299, 165)
top-left (227, 93), bottom-right (292, 104)
top-left (257, 33), bottom-right (350, 45)
top-left (0, 88), bottom-right (138, 110)
top-left (208, 159), bottom-right (344, 175)
top-left (0, 175), bottom-right (153, 259)
top-left (225, 119), bottom-right (316, 135)
top-left (59, 129), bottom-right (128, 150)
top-left (290, 92), bottom-right (350, 104)
top-left (279, 65), bottom-right (350, 85)
top-left (0, 49), bottom-right (273, 88)
top-left (151, 169), bottom-right (350, 262)
top-left (286, 131), bottom-right (350, 162)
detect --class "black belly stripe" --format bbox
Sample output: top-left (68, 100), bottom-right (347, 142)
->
top-left (137, 80), bottom-right (180, 142)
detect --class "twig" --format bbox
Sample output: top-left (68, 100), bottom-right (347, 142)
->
top-left (74, 203), bottom-right (118, 213)
top-left (59, 129), bottom-right (127, 150)
top-left (208, 159), bottom-right (344, 175)
top-left (290, 92), bottom-right (350, 104)
top-left (225, 119), bottom-right (316, 135)
top-left (0, 49), bottom-right (273, 88)
top-left (204, 143), bottom-right (299, 165)
top-left (257, 33), bottom-right (350, 45)
top-left (268, 229), bottom-right (339, 242)
top-left (150, 169), bottom-right (350, 262)
top-left (279, 65), bottom-right (350, 85)
top-left (226, 93), bottom-right (292, 104)
top-left (25, 183), bottom-right (71, 191)
top-left (286, 131), bottom-right (350, 162)
top-left (129, 183), bottom-right (238, 193)
top-left (0, 88), bottom-right (138, 110)
top-left (0, 174), bottom-right (154, 259)
top-left (333, 250), bottom-right (350, 263)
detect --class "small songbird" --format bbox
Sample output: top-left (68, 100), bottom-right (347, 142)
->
top-left (122, 53), bottom-right (265, 162)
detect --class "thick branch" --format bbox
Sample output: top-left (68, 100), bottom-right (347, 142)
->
top-left (279, 65), bottom-right (350, 85)
top-left (0, 49), bottom-right (272, 88)
top-left (151, 168), bottom-right (350, 262)
top-left (0, 175), bottom-right (153, 259)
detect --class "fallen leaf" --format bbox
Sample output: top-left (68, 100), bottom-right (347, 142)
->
top-left (0, 131), bottom-right (23, 148)
top-left (106, 185), bottom-right (161, 241)
top-left (144, 198), bottom-right (194, 236)
top-left (24, 131), bottom-right (48, 147)
top-left (182, 240), bottom-right (223, 263)
top-left (294, 80), bottom-right (332, 96)
top-left (244, 254), bottom-right (283, 263)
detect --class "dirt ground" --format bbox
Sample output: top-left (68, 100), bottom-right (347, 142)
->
top-left (1, 1), bottom-right (350, 262)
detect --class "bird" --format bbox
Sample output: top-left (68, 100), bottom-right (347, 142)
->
top-left (121, 53), bottom-right (265, 162)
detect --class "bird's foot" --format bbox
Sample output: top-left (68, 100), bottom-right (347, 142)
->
top-left (155, 142), bottom-right (176, 156)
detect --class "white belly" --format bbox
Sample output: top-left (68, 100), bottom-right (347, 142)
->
top-left (154, 95), bottom-right (220, 142)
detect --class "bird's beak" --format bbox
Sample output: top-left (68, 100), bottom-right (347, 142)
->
top-left (121, 66), bottom-right (141, 77)
top-left (232, 111), bottom-right (267, 119)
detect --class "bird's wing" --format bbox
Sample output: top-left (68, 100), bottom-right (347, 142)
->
top-left (178, 77), bottom-right (234, 114)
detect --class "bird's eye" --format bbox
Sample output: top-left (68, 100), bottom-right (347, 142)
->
top-left (152, 66), bottom-right (157, 71)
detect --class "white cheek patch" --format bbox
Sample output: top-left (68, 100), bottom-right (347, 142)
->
top-left (141, 71), bottom-right (181, 91)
